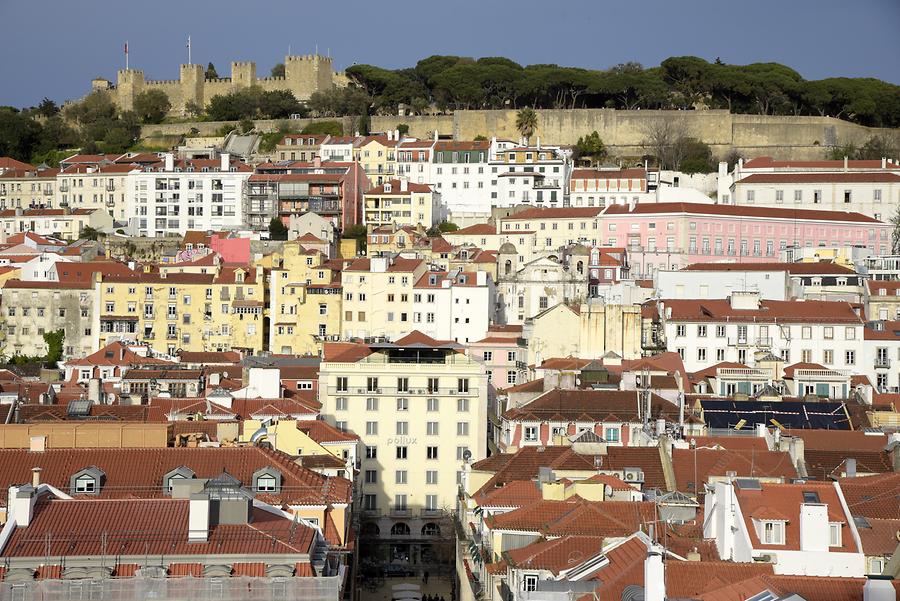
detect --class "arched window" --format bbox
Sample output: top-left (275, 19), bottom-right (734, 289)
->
top-left (421, 523), bottom-right (441, 537)
top-left (576, 261), bottom-right (584, 274)
top-left (591, 250), bottom-right (599, 264)
top-left (391, 522), bottom-right (410, 536)
top-left (505, 260), bottom-right (512, 275)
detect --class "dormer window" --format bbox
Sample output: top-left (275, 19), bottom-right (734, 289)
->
top-left (829, 522), bottom-right (842, 547)
top-left (163, 466), bottom-right (196, 494)
top-left (70, 466), bottom-right (105, 496)
top-left (253, 467), bottom-right (282, 493)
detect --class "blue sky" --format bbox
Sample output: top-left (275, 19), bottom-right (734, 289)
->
top-left (1, 0), bottom-right (898, 108)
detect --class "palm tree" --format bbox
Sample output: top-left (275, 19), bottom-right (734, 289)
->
top-left (515, 107), bottom-right (538, 143)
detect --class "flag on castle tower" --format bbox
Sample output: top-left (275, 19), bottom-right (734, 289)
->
top-left (124, 41), bottom-right (128, 55)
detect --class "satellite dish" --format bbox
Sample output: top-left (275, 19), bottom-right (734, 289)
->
top-left (462, 449), bottom-right (472, 462)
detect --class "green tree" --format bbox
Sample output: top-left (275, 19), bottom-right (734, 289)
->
top-left (238, 118), bottom-right (254, 134)
top-left (574, 131), bottom-right (608, 165)
top-left (259, 90), bottom-right (305, 119)
top-left (302, 121), bottom-right (343, 136)
top-left (679, 138), bottom-right (716, 174)
top-left (268, 217), bottom-right (289, 240)
top-left (132, 90), bottom-right (171, 124)
top-left (80, 226), bottom-right (102, 241)
top-left (43, 329), bottom-right (65, 365)
top-left (271, 63), bottom-right (285, 78)
top-left (37, 98), bottom-right (59, 118)
top-left (184, 101), bottom-right (203, 117)
top-left (396, 123), bottom-right (409, 136)
top-left (0, 107), bottom-right (42, 161)
top-left (515, 107), bottom-right (538, 142)
top-left (892, 205), bottom-right (900, 254)
top-left (206, 62), bottom-right (219, 79)
top-left (437, 221), bottom-right (458, 233)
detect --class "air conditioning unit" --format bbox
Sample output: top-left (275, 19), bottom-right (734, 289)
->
top-left (623, 468), bottom-right (645, 483)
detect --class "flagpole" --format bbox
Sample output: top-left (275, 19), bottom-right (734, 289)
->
top-left (125, 41), bottom-right (129, 70)
top-left (187, 36), bottom-right (191, 65)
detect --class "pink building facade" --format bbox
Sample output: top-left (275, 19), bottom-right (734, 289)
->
top-left (599, 202), bottom-right (891, 279)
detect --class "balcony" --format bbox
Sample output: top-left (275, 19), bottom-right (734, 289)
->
top-left (755, 337), bottom-right (772, 348)
top-left (875, 357), bottom-right (891, 369)
top-left (727, 337), bottom-right (750, 347)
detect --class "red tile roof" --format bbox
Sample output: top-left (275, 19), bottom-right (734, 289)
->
top-left (447, 223), bottom-right (497, 235)
top-left (433, 140), bottom-right (490, 152)
top-left (856, 517), bottom-right (900, 556)
top-left (298, 420), bottom-right (360, 444)
top-left (321, 342), bottom-right (373, 362)
top-left (683, 261), bottom-right (856, 275)
top-left (739, 172), bottom-right (900, 184)
top-left (3, 497), bottom-right (316, 558)
top-left (366, 179), bottom-right (432, 195)
top-left (0, 157), bottom-right (34, 171)
top-left (742, 156), bottom-right (900, 170)
top-left (699, 574), bottom-right (900, 601)
top-left (786, 429), bottom-right (888, 451)
top-left (502, 388), bottom-right (677, 423)
top-left (474, 479), bottom-right (542, 508)
top-left (502, 207), bottom-right (603, 220)
top-left (504, 535), bottom-right (605, 575)
top-left (486, 497), bottom-right (656, 536)
top-left (838, 473), bottom-right (900, 519)
top-left (0, 446), bottom-right (350, 507)
top-left (672, 449), bottom-right (797, 494)
top-left (689, 436), bottom-right (769, 451)
top-left (177, 350), bottom-right (241, 364)
top-left (661, 298), bottom-right (863, 324)
top-left (571, 168), bottom-right (647, 180)
top-left (804, 450), bottom-right (894, 480)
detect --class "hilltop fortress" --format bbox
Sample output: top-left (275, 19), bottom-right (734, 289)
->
top-left (91, 54), bottom-right (347, 115)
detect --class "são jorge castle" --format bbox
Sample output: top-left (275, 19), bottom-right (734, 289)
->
top-left (91, 54), bottom-right (348, 115)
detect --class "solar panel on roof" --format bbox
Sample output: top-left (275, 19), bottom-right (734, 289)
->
top-left (66, 399), bottom-right (93, 417)
top-left (854, 516), bottom-right (872, 529)
top-left (735, 478), bottom-right (762, 490)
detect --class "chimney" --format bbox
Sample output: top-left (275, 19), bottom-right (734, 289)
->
top-left (843, 156), bottom-right (848, 171)
top-left (686, 547), bottom-right (701, 562)
top-left (9, 485), bottom-right (37, 527)
top-left (220, 153), bottom-right (230, 171)
top-left (643, 543), bottom-right (666, 601)
top-left (189, 492), bottom-right (210, 542)
top-left (31, 467), bottom-right (42, 488)
top-left (394, 129), bottom-right (400, 141)
top-left (88, 378), bottom-right (102, 404)
top-left (433, 130), bottom-right (438, 142)
top-left (882, 157), bottom-right (888, 169)
top-left (559, 371), bottom-right (576, 390)
top-left (536, 136), bottom-right (541, 150)
top-left (164, 153), bottom-right (174, 172)
top-left (845, 457), bottom-right (856, 478)
top-left (799, 503), bottom-right (829, 552)
top-left (208, 372), bottom-right (221, 387)
top-left (313, 156), bottom-right (321, 168)
top-left (864, 579), bottom-right (896, 601)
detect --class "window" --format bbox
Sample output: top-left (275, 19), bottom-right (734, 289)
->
top-left (363, 494), bottom-right (376, 510)
top-left (697, 325), bottom-right (707, 337)
top-left (396, 421), bottom-right (408, 435)
top-left (605, 427), bottom-right (620, 442)
top-left (396, 446), bottom-right (408, 459)
top-left (427, 422), bottom-right (439, 435)
top-left (539, 296), bottom-right (548, 309)
top-left (395, 470), bottom-right (407, 484)
top-left (366, 421), bottom-right (378, 435)
top-left (483, 351), bottom-right (493, 361)
top-left (524, 575), bottom-right (538, 592)
top-left (824, 326), bottom-right (833, 339)
top-left (845, 350), bottom-right (856, 365)
top-left (507, 370), bottom-right (517, 384)
top-left (457, 422), bottom-right (469, 436)
top-left (697, 348), bottom-right (707, 361)
top-left (74, 475), bottom-right (97, 494)
top-left (396, 397), bottom-right (409, 411)
top-left (366, 397), bottom-right (379, 411)
top-left (524, 426), bottom-right (538, 441)
top-left (365, 470), bottom-right (377, 483)
top-left (457, 378), bottom-right (469, 393)
top-left (801, 326), bottom-right (812, 339)
top-left (762, 521), bottom-right (785, 545)
top-left (336, 377), bottom-right (348, 392)
top-left (365, 446), bottom-right (377, 459)
top-left (456, 446), bottom-right (469, 460)
top-left (427, 377), bottom-right (439, 393)
top-left (457, 398), bottom-right (469, 412)
top-left (335, 397), bottom-right (348, 411)
top-left (845, 327), bottom-right (856, 340)
top-left (427, 446), bottom-right (438, 459)
top-left (676, 325), bottom-right (686, 337)
top-left (256, 474), bottom-right (277, 492)
top-left (716, 325), bottom-right (726, 338)
top-left (829, 523), bottom-right (842, 547)
top-left (367, 376), bottom-right (379, 392)
top-left (426, 470), bottom-right (438, 485)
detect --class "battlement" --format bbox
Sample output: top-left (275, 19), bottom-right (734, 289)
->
top-left (231, 61), bottom-right (255, 67)
top-left (117, 69), bottom-right (145, 77)
top-left (286, 54), bottom-right (332, 63)
top-left (146, 79), bottom-right (181, 85)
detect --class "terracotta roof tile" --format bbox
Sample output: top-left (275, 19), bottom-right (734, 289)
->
top-left (838, 473), bottom-right (900, 519)
top-left (504, 535), bottom-right (605, 575)
top-left (672, 448), bottom-right (797, 494)
top-left (603, 201), bottom-right (882, 224)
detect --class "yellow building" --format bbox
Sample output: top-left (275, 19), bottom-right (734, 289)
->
top-left (97, 264), bottom-right (266, 355)
top-left (354, 134), bottom-right (399, 186)
top-left (274, 134), bottom-right (328, 162)
top-left (0, 167), bottom-right (58, 210)
top-left (57, 163), bottom-right (137, 220)
top-left (269, 242), bottom-right (342, 354)
top-left (868, 280), bottom-right (900, 321)
top-left (364, 179), bottom-right (443, 232)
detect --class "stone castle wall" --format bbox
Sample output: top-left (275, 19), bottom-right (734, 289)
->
top-left (371, 109), bottom-right (899, 161)
top-left (98, 55), bottom-right (341, 115)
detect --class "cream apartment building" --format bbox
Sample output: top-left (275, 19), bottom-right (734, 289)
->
top-left (57, 163), bottom-right (137, 220)
top-left (341, 256), bottom-right (428, 341)
top-left (364, 179), bottom-right (443, 231)
top-left (318, 333), bottom-right (488, 544)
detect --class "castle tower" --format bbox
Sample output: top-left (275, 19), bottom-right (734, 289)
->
top-left (179, 64), bottom-right (204, 114)
top-left (284, 54), bottom-right (334, 101)
top-left (115, 69), bottom-right (145, 112)
top-left (231, 61), bottom-right (257, 91)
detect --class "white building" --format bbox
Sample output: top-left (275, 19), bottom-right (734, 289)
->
top-left (126, 154), bottom-right (252, 237)
top-left (319, 135), bottom-right (357, 162)
top-left (431, 140), bottom-right (493, 221)
top-left (720, 156), bottom-right (900, 220)
top-left (411, 269), bottom-right (495, 344)
top-left (863, 320), bottom-right (900, 393)
top-left (704, 479), bottom-right (865, 577)
top-left (656, 291), bottom-right (865, 373)
top-left (490, 142), bottom-right (571, 209)
top-left (496, 251), bottom-right (588, 326)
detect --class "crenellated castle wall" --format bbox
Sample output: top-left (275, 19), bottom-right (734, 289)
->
top-left (100, 54), bottom-right (341, 115)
